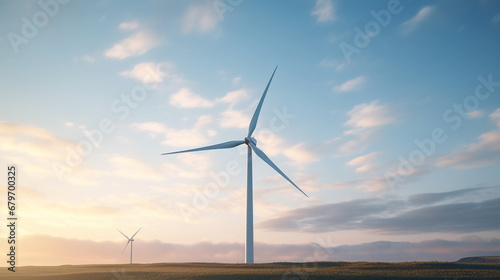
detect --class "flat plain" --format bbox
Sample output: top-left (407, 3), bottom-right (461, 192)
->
top-left (3, 261), bottom-right (500, 280)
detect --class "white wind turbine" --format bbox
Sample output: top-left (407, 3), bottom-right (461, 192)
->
top-left (162, 66), bottom-right (308, 263)
top-left (117, 227), bottom-right (141, 264)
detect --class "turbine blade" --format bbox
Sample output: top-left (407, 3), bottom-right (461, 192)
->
top-left (248, 141), bottom-right (308, 197)
top-left (117, 229), bottom-right (129, 240)
top-left (247, 66), bottom-right (278, 138)
top-left (131, 227), bottom-right (142, 239)
top-left (162, 140), bottom-right (245, 155)
top-left (121, 240), bottom-right (130, 255)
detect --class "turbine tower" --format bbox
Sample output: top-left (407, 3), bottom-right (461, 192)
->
top-left (162, 66), bottom-right (307, 263)
top-left (117, 227), bottom-right (141, 264)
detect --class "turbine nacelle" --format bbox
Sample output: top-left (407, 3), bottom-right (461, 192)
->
top-left (244, 137), bottom-right (257, 146)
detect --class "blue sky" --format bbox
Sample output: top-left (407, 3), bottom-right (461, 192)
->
top-left (1, 0), bottom-right (500, 265)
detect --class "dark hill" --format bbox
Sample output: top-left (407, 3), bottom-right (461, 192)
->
top-left (457, 256), bottom-right (500, 263)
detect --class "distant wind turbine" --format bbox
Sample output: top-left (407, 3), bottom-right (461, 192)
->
top-left (117, 227), bottom-right (141, 264)
top-left (162, 66), bottom-right (308, 263)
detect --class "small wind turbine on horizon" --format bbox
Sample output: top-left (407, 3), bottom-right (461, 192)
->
top-left (117, 227), bottom-right (141, 264)
top-left (162, 66), bottom-right (308, 263)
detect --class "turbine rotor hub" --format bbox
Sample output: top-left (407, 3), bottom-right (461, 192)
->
top-left (244, 137), bottom-right (257, 146)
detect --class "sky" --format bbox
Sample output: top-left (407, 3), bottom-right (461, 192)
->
top-left (1, 0), bottom-right (500, 266)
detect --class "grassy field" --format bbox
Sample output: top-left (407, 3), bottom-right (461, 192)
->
top-left (2, 261), bottom-right (500, 280)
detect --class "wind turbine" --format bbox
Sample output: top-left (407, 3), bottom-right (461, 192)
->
top-left (162, 66), bottom-right (308, 263)
top-left (117, 227), bottom-right (141, 264)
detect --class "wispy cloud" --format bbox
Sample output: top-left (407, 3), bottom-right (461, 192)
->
top-left (347, 152), bottom-right (381, 166)
top-left (334, 76), bottom-right (365, 92)
top-left (436, 132), bottom-right (500, 168)
top-left (170, 88), bottom-right (249, 109)
top-left (338, 101), bottom-right (395, 154)
top-left (175, 153), bottom-right (212, 172)
top-left (312, 172), bottom-right (393, 193)
top-left (181, 3), bottom-right (219, 34)
top-left (400, 6), bottom-right (435, 35)
top-left (338, 128), bottom-right (376, 154)
top-left (131, 122), bottom-right (167, 135)
top-left (0, 122), bottom-right (71, 161)
top-left (120, 62), bottom-right (177, 84)
top-left (109, 154), bottom-right (165, 181)
top-left (354, 163), bottom-right (381, 174)
top-left (312, 0), bottom-right (335, 23)
top-left (254, 134), bottom-right (318, 167)
top-left (165, 116), bottom-right (216, 148)
top-left (356, 176), bottom-right (393, 192)
top-left (436, 108), bottom-right (500, 169)
top-left (319, 57), bottom-right (345, 71)
top-left (218, 109), bottom-right (250, 128)
top-left (170, 87), bottom-right (214, 108)
top-left (105, 31), bottom-right (159, 59)
top-left (492, 108), bottom-right (500, 126)
top-left (119, 20), bottom-right (139, 30)
top-left (467, 109), bottom-right (485, 119)
top-left (0, 122), bottom-right (106, 186)
top-left (82, 55), bottom-right (95, 63)
top-left (347, 152), bottom-right (383, 173)
top-left (283, 143), bottom-right (320, 166)
top-left (132, 116), bottom-right (217, 148)
top-left (73, 55), bottom-right (96, 64)
top-left (232, 76), bottom-right (242, 86)
top-left (217, 89), bottom-right (249, 106)
top-left (345, 100), bottom-right (395, 128)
